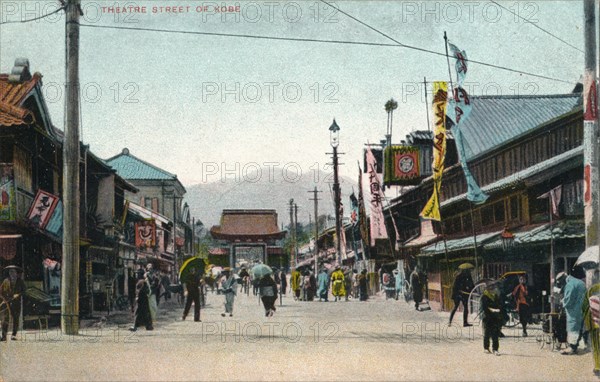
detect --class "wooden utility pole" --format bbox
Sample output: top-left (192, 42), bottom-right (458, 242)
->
top-left (308, 187), bottom-right (322, 272)
top-left (62, 0), bottom-right (81, 335)
top-left (289, 199), bottom-right (295, 267)
top-left (584, 0), bottom-right (599, 249)
top-left (294, 203), bottom-right (299, 268)
top-left (332, 146), bottom-right (342, 266)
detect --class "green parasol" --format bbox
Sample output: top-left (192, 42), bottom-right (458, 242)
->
top-left (179, 257), bottom-right (204, 283)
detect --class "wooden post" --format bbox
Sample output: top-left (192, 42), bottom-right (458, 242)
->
top-left (61, 0), bottom-right (81, 335)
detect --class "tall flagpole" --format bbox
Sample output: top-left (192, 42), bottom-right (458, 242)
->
top-left (444, 31), bottom-right (480, 280)
top-left (424, 77), bottom-right (431, 132)
top-left (443, 32), bottom-right (455, 96)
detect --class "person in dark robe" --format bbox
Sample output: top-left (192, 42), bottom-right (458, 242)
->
top-left (359, 269), bottom-right (369, 301)
top-left (259, 274), bottom-right (278, 317)
top-left (238, 267), bottom-right (250, 294)
top-left (279, 269), bottom-right (288, 296)
top-left (410, 267), bottom-right (423, 311)
top-left (449, 268), bottom-right (475, 327)
top-left (481, 281), bottom-right (503, 356)
top-left (130, 269), bottom-right (153, 331)
top-left (182, 267), bottom-right (201, 322)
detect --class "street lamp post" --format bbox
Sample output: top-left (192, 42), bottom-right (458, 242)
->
top-left (329, 119), bottom-right (342, 266)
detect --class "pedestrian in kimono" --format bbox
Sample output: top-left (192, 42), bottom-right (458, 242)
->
top-left (410, 267), bottom-right (423, 311)
top-left (393, 268), bottom-right (404, 301)
top-left (317, 268), bottom-right (329, 302)
top-left (1, 267), bottom-right (26, 341)
top-left (130, 269), bottom-right (153, 331)
top-left (331, 266), bottom-right (346, 301)
top-left (291, 268), bottom-right (301, 300)
top-left (259, 274), bottom-right (278, 317)
top-left (481, 281), bottom-right (503, 356)
top-left (512, 275), bottom-right (530, 337)
top-left (279, 269), bottom-right (288, 296)
top-left (344, 267), bottom-right (353, 301)
top-left (561, 266), bottom-right (587, 355)
top-left (352, 269), bottom-right (360, 299)
top-left (145, 264), bottom-right (159, 321)
top-left (359, 269), bottom-right (368, 301)
top-left (302, 270), bottom-right (315, 301)
top-left (221, 268), bottom-right (237, 317)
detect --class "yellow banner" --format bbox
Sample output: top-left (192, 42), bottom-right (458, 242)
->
top-left (420, 81), bottom-right (448, 221)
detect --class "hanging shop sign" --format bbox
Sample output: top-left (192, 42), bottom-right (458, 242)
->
top-left (383, 145), bottom-right (422, 186)
top-left (27, 189), bottom-right (59, 229)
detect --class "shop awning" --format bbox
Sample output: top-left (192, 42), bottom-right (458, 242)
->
top-left (483, 221), bottom-right (584, 250)
top-left (420, 230), bottom-right (502, 257)
top-left (127, 201), bottom-right (171, 226)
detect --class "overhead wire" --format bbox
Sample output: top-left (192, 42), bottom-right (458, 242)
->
top-left (79, 23), bottom-right (572, 85)
top-left (489, 0), bottom-right (584, 54)
top-left (0, 0), bottom-right (575, 85)
top-left (0, 5), bottom-right (65, 25)
top-left (318, 0), bottom-right (574, 84)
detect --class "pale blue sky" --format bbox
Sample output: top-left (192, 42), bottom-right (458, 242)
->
top-left (0, 1), bottom-right (584, 186)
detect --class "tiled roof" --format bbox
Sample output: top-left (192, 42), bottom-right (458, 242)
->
top-left (419, 230), bottom-right (502, 256)
top-left (460, 94), bottom-right (581, 161)
top-left (210, 209), bottom-right (286, 238)
top-left (483, 220), bottom-right (584, 250)
top-left (0, 72), bottom-right (41, 127)
top-left (106, 148), bottom-right (177, 180)
top-left (0, 72), bottom-right (41, 105)
top-left (0, 100), bottom-right (32, 126)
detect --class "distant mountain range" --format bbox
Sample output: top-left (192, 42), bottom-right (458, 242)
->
top-left (184, 167), bottom-right (358, 229)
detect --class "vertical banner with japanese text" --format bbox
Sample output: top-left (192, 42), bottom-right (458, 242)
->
top-left (366, 145), bottom-right (388, 245)
top-left (446, 42), bottom-right (488, 204)
top-left (420, 81), bottom-right (448, 221)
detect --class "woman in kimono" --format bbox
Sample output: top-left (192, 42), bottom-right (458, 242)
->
top-left (130, 269), bottom-right (153, 331)
top-left (317, 268), bottom-right (329, 302)
top-left (331, 267), bottom-right (346, 302)
top-left (221, 268), bottom-right (237, 317)
top-left (291, 268), bottom-right (301, 301)
top-left (393, 269), bottom-right (405, 301)
top-left (258, 274), bottom-right (278, 317)
top-left (358, 269), bottom-right (368, 301)
top-left (410, 267), bottom-right (423, 311)
top-left (561, 267), bottom-right (587, 355)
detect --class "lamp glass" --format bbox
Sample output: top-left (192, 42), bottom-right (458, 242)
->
top-left (330, 129), bottom-right (339, 148)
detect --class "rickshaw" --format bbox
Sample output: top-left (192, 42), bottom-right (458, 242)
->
top-left (468, 271), bottom-right (540, 327)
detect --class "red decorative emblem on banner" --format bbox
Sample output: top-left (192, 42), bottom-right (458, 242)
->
top-left (394, 152), bottom-right (419, 178)
top-left (135, 220), bottom-right (156, 247)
